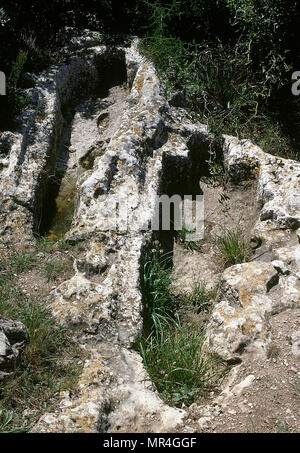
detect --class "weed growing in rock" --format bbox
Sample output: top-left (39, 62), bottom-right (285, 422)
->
top-left (0, 410), bottom-right (30, 433)
top-left (217, 227), bottom-right (251, 267)
top-left (35, 234), bottom-right (76, 253)
top-left (42, 259), bottom-right (68, 282)
top-left (0, 252), bottom-right (36, 275)
top-left (140, 321), bottom-right (219, 407)
top-left (142, 250), bottom-right (176, 336)
top-left (188, 281), bottom-right (217, 313)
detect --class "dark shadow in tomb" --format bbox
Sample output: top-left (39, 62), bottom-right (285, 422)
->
top-left (34, 106), bottom-right (74, 237)
top-left (94, 48), bottom-right (128, 98)
top-left (140, 132), bottom-right (218, 337)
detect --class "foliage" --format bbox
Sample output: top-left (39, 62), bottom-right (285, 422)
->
top-left (0, 251), bottom-right (36, 274)
top-left (0, 410), bottom-right (30, 433)
top-left (176, 224), bottom-right (201, 251)
top-left (142, 250), bottom-right (176, 337)
top-left (0, 1), bottom-right (300, 157)
top-left (217, 227), bottom-right (251, 266)
top-left (0, 250), bottom-right (84, 431)
top-left (42, 259), bottom-right (67, 281)
top-left (140, 321), bottom-right (219, 406)
top-left (188, 281), bottom-right (216, 313)
top-left (139, 0), bottom-right (299, 158)
top-left (138, 250), bottom-right (224, 406)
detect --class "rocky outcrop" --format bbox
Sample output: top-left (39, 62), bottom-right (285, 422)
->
top-left (29, 36), bottom-right (196, 433)
top-left (0, 318), bottom-right (28, 381)
top-left (205, 136), bottom-right (300, 362)
top-left (0, 31), bottom-right (129, 243)
top-left (27, 32), bottom-right (215, 432)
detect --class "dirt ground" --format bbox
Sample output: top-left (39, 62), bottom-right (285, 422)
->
top-left (172, 308), bottom-right (300, 433)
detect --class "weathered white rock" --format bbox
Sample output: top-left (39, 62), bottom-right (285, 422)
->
top-left (0, 318), bottom-right (28, 380)
top-left (31, 36), bottom-right (195, 433)
top-left (205, 136), bottom-right (300, 362)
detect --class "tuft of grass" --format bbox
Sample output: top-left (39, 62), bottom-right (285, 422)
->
top-left (41, 259), bottom-right (67, 282)
top-left (188, 281), bottom-right (217, 313)
top-left (176, 225), bottom-right (201, 251)
top-left (138, 250), bottom-right (225, 407)
top-left (140, 321), bottom-right (221, 407)
top-left (266, 343), bottom-right (280, 360)
top-left (217, 227), bottom-right (251, 267)
top-left (35, 235), bottom-right (58, 253)
top-left (0, 410), bottom-right (30, 433)
top-left (142, 250), bottom-right (177, 337)
top-left (0, 252), bottom-right (36, 275)
top-left (35, 234), bottom-right (80, 253)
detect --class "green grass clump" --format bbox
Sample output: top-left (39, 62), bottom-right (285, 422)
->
top-left (0, 273), bottom-right (84, 431)
top-left (142, 250), bottom-right (176, 336)
top-left (176, 225), bottom-right (201, 251)
top-left (138, 250), bottom-right (224, 407)
top-left (0, 410), bottom-right (30, 433)
top-left (42, 259), bottom-right (67, 282)
top-left (35, 235), bottom-right (60, 252)
top-left (217, 228), bottom-right (251, 267)
top-left (140, 322), bottom-right (217, 406)
top-left (188, 281), bottom-right (217, 313)
top-left (0, 252), bottom-right (36, 275)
